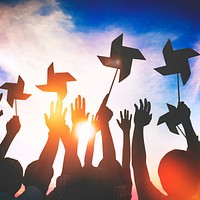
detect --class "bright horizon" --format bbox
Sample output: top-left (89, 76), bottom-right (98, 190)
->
top-left (0, 0), bottom-right (200, 199)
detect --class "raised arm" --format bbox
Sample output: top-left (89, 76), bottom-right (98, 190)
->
top-left (39, 100), bottom-right (67, 166)
top-left (23, 100), bottom-right (68, 195)
top-left (70, 95), bottom-right (89, 152)
top-left (177, 102), bottom-right (200, 154)
top-left (0, 116), bottom-right (21, 158)
top-left (97, 94), bottom-right (116, 162)
top-left (132, 99), bottom-right (152, 195)
top-left (61, 95), bottom-right (89, 175)
top-left (117, 109), bottom-right (132, 168)
top-left (116, 109), bottom-right (133, 198)
top-left (84, 115), bottom-right (100, 167)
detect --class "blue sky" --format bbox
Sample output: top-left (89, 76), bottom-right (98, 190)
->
top-left (58, 0), bottom-right (200, 45)
top-left (0, 0), bottom-right (200, 198)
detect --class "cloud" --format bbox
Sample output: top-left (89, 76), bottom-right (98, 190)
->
top-left (183, 41), bottom-right (200, 102)
top-left (0, 0), bottom-right (74, 80)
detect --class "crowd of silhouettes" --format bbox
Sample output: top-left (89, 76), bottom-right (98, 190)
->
top-left (0, 93), bottom-right (200, 200)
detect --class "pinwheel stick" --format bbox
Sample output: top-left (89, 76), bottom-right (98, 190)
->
top-left (177, 73), bottom-right (180, 102)
top-left (108, 69), bottom-right (119, 99)
top-left (177, 125), bottom-right (186, 138)
top-left (15, 99), bottom-right (18, 116)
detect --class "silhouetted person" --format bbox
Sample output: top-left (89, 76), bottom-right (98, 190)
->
top-left (47, 95), bottom-right (91, 200)
top-left (61, 95), bottom-right (114, 200)
top-left (61, 95), bottom-right (88, 176)
top-left (116, 109), bottom-right (132, 199)
top-left (97, 94), bottom-right (122, 199)
top-left (23, 100), bottom-right (67, 199)
top-left (47, 95), bottom-right (114, 200)
top-left (132, 99), bottom-right (200, 200)
top-left (0, 157), bottom-right (23, 198)
top-left (0, 116), bottom-right (23, 198)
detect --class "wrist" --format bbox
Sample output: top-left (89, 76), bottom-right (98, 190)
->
top-left (134, 123), bottom-right (145, 129)
top-left (99, 119), bottom-right (109, 125)
top-left (123, 131), bottom-right (130, 136)
top-left (5, 132), bottom-right (16, 140)
top-left (48, 131), bottom-right (60, 139)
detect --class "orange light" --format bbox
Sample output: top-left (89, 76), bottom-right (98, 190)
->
top-left (76, 121), bottom-right (95, 140)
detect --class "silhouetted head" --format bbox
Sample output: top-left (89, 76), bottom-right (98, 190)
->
top-left (23, 160), bottom-right (53, 194)
top-left (98, 159), bottom-right (122, 187)
top-left (23, 160), bottom-right (38, 188)
top-left (158, 149), bottom-right (200, 199)
top-left (0, 158), bottom-right (23, 196)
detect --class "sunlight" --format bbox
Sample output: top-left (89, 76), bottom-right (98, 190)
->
top-left (76, 121), bottom-right (96, 165)
top-left (76, 120), bottom-right (96, 139)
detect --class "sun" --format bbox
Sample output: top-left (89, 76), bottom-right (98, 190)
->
top-left (75, 121), bottom-right (99, 165)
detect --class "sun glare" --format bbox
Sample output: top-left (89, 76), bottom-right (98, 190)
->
top-left (76, 121), bottom-right (97, 165)
top-left (76, 121), bottom-right (96, 139)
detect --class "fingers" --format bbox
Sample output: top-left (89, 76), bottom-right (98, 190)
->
top-left (48, 100), bottom-right (67, 119)
top-left (55, 100), bottom-right (62, 116)
top-left (144, 98), bottom-right (151, 113)
top-left (134, 103), bottom-right (138, 112)
top-left (74, 95), bottom-right (86, 111)
top-left (147, 101), bottom-right (151, 114)
top-left (62, 107), bottom-right (67, 118)
top-left (120, 110), bottom-right (123, 120)
top-left (50, 101), bottom-right (54, 116)
top-left (82, 97), bottom-right (86, 111)
top-left (44, 113), bottom-right (49, 123)
top-left (144, 98), bottom-right (147, 111)
top-left (139, 99), bottom-right (143, 110)
top-left (124, 109), bottom-right (128, 119)
top-left (116, 119), bottom-right (120, 127)
top-left (75, 96), bottom-right (78, 110)
top-left (122, 109), bottom-right (132, 121)
top-left (137, 98), bottom-right (151, 113)
top-left (86, 112), bottom-right (90, 120)
top-left (129, 113), bottom-right (132, 121)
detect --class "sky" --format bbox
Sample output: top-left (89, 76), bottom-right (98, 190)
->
top-left (0, 0), bottom-right (200, 199)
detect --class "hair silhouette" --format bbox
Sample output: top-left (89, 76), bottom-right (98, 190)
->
top-left (132, 99), bottom-right (200, 200)
top-left (0, 157), bottom-right (23, 196)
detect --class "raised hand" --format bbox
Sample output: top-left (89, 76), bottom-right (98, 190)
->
top-left (117, 109), bottom-right (132, 134)
top-left (0, 116), bottom-right (21, 158)
top-left (177, 101), bottom-right (191, 121)
top-left (176, 102), bottom-right (200, 153)
top-left (91, 114), bottom-right (100, 134)
top-left (97, 94), bottom-right (113, 123)
top-left (6, 116), bottom-right (21, 138)
top-left (71, 95), bottom-right (89, 126)
top-left (44, 100), bottom-right (67, 134)
top-left (134, 98), bottom-right (152, 127)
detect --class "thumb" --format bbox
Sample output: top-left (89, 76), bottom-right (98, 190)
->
top-left (116, 119), bottom-right (121, 127)
top-left (44, 113), bottom-right (49, 122)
